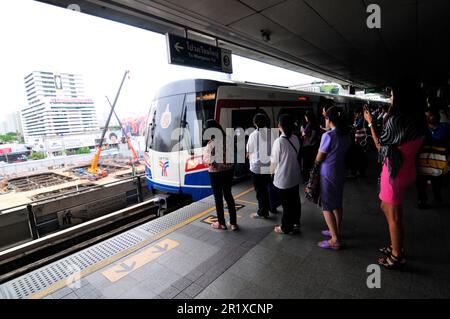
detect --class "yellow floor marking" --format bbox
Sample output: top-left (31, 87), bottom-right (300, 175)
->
top-left (235, 199), bottom-right (258, 206)
top-left (102, 238), bottom-right (179, 282)
top-left (30, 186), bottom-right (254, 299)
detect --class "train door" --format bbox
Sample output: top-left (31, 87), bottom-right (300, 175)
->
top-left (180, 93), bottom-right (207, 185)
top-left (275, 106), bottom-right (313, 138)
top-left (178, 92), bottom-right (216, 200)
top-left (231, 108), bottom-right (270, 177)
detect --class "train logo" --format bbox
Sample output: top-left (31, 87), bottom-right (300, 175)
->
top-left (159, 159), bottom-right (169, 176)
top-left (160, 104), bottom-right (171, 129)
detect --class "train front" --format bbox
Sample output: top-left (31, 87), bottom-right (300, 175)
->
top-left (144, 89), bottom-right (213, 201)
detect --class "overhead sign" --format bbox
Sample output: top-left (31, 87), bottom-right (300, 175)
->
top-left (166, 33), bottom-right (233, 74)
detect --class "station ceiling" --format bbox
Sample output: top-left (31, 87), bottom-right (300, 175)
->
top-left (37, 0), bottom-right (450, 88)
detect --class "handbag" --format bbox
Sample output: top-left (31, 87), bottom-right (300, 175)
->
top-left (304, 162), bottom-right (321, 204)
top-left (417, 144), bottom-right (449, 177)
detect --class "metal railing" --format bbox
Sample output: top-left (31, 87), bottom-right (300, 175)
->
top-left (0, 173), bottom-right (148, 251)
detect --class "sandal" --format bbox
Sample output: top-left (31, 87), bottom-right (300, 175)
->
top-left (251, 213), bottom-right (268, 219)
top-left (378, 252), bottom-right (406, 270)
top-left (274, 226), bottom-right (284, 234)
top-left (211, 222), bottom-right (227, 230)
top-left (318, 240), bottom-right (341, 251)
top-left (379, 245), bottom-right (404, 256)
top-left (274, 225), bottom-right (296, 234)
top-left (379, 245), bottom-right (392, 256)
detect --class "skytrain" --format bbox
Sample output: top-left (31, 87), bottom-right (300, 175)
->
top-left (144, 79), bottom-right (387, 201)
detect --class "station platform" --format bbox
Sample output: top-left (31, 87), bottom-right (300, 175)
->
top-left (1, 176), bottom-right (449, 299)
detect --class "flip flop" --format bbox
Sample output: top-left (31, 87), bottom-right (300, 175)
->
top-left (321, 230), bottom-right (332, 237)
top-left (318, 240), bottom-right (341, 251)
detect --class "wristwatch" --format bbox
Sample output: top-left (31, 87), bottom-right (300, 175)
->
top-left (368, 122), bottom-right (373, 128)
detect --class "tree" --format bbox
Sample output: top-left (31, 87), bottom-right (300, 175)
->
top-left (0, 132), bottom-right (20, 143)
top-left (29, 152), bottom-right (47, 160)
top-left (75, 147), bottom-right (91, 155)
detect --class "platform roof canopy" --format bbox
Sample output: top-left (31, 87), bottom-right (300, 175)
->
top-left (37, 0), bottom-right (450, 88)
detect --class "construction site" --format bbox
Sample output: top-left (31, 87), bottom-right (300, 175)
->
top-left (0, 71), bottom-right (162, 253)
top-left (0, 151), bottom-right (152, 246)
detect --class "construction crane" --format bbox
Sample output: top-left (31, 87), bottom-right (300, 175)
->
top-left (105, 96), bottom-right (140, 165)
top-left (88, 70), bottom-right (130, 174)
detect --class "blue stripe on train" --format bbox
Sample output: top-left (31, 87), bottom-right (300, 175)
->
top-left (184, 170), bottom-right (210, 186)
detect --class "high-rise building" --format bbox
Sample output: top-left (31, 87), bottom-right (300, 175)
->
top-left (0, 111), bottom-right (22, 135)
top-left (21, 71), bottom-right (99, 144)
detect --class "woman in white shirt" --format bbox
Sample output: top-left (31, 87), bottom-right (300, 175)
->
top-left (246, 113), bottom-right (276, 218)
top-left (270, 114), bottom-right (302, 234)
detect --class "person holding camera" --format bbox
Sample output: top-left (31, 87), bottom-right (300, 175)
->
top-left (363, 82), bottom-right (426, 269)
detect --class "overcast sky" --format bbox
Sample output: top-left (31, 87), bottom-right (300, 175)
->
top-left (0, 0), bottom-right (320, 124)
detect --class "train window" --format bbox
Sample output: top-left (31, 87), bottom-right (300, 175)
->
top-left (182, 93), bottom-right (203, 150)
top-left (145, 102), bottom-right (157, 151)
top-left (148, 94), bottom-right (184, 153)
top-left (197, 91), bottom-right (215, 124)
top-left (231, 109), bottom-right (268, 131)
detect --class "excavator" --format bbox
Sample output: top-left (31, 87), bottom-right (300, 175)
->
top-left (88, 70), bottom-right (130, 176)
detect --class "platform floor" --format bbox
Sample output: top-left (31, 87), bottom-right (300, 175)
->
top-left (1, 175), bottom-right (449, 299)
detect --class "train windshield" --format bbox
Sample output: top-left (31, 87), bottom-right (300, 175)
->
top-left (147, 94), bottom-right (184, 153)
top-left (146, 91), bottom-right (216, 153)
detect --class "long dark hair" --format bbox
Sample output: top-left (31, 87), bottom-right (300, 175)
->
top-left (304, 110), bottom-right (318, 129)
top-left (205, 119), bottom-right (225, 140)
top-left (388, 81), bottom-right (427, 133)
top-left (325, 106), bottom-right (349, 135)
top-left (278, 114), bottom-right (294, 138)
top-left (253, 113), bottom-right (268, 129)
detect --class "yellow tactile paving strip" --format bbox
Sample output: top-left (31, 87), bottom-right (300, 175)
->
top-left (29, 186), bottom-right (254, 299)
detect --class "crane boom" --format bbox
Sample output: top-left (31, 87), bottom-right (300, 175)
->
top-left (89, 70), bottom-right (129, 174)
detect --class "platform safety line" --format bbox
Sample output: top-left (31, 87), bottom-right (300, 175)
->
top-left (235, 199), bottom-right (258, 206)
top-left (29, 186), bottom-right (254, 299)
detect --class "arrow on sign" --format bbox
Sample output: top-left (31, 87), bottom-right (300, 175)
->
top-left (116, 261), bottom-right (136, 273)
top-left (152, 243), bottom-right (169, 254)
top-left (174, 42), bottom-right (184, 52)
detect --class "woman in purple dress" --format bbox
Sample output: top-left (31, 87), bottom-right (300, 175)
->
top-left (315, 107), bottom-right (351, 250)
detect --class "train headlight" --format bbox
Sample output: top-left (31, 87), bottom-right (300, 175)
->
top-left (185, 156), bottom-right (207, 172)
top-left (186, 158), bottom-right (199, 170)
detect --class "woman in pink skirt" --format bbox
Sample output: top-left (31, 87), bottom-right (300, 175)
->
top-left (364, 82), bottom-right (426, 269)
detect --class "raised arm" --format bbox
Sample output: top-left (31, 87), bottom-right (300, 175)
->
top-left (364, 107), bottom-right (381, 151)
